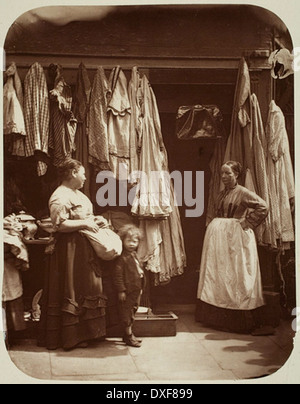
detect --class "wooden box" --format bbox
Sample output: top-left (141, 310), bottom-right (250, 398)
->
top-left (106, 311), bottom-right (178, 338)
top-left (133, 312), bottom-right (178, 337)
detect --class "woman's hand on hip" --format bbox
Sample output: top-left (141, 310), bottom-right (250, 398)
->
top-left (239, 218), bottom-right (251, 231)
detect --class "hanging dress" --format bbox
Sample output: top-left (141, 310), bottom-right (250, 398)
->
top-left (134, 73), bottom-right (186, 283)
top-left (131, 75), bottom-right (172, 219)
top-left (88, 67), bottom-right (111, 171)
top-left (73, 63), bottom-right (92, 199)
top-left (24, 63), bottom-right (50, 176)
top-left (250, 94), bottom-right (277, 249)
top-left (196, 184), bottom-right (268, 332)
top-left (49, 64), bottom-right (78, 167)
top-left (265, 101), bottom-right (295, 248)
top-left (107, 66), bottom-right (131, 180)
top-left (3, 62), bottom-right (26, 157)
top-left (156, 180), bottom-right (187, 285)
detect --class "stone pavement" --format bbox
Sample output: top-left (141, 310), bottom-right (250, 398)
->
top-left (5, 305), bottom-right (296, 383)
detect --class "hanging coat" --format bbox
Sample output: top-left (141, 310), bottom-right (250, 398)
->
top-left (223, 58), bottom-right (254, 188)
top-left (24, 63), bottom-right (50, 176)
top-left (88, 67), bottom-right (110, 171)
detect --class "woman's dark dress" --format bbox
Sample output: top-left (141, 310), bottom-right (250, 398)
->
top-left (38, 232), bottom-right (107, 350)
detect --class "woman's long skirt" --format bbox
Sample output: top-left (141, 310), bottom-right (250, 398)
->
top-left (196, 218), bottom-right (265, 333)
top-left (38, 232), bottom-right (107, 350)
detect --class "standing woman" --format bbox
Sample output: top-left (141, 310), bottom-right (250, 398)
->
top-left (196, 161), bottom-right (269, 333)
top-left (38, 159), bottom-right (108, 350)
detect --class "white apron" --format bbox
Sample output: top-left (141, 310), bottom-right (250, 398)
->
top-left (197, 218), bottom-right (265, 311)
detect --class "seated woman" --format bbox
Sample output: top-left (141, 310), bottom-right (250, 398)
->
top-left (196, 161), bottom-right (269, 334)
top-left (38, 159), bottom-right (109, 351)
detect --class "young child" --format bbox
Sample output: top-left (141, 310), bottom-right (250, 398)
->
top-left (113, 224), bottom-right (145, 348)
top-left (69, 205), bottom-right (122, 261)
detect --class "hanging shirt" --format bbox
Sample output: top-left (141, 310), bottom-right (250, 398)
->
top-left (24, 63), bottom-right (50, 176)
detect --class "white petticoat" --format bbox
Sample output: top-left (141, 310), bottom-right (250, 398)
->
top-left (197, 218), bottom-right (265, 310)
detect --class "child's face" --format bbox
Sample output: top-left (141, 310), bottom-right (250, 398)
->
top-left (123, 234), bottom-right (140, 252)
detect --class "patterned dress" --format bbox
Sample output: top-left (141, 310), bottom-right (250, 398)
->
top-left (88, 67), bottom-right (110, 170)
top-left (23, 63), bottom-right (50, 176)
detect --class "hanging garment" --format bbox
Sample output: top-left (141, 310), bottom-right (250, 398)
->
top-left (137, 151), bottom-right (186, 284)
top-left (138, 220), bottom-right (162, 274)
top-left (223, 58), bottom-right (253, 187)
top-left (266, 101), bottom-right (295, 248)
top-left (107, 66), bottom-right (131, 179)
top-left (24, 62), bottom-right (50, 176)
top-left (204, 108), bottom-right (226, 226)
top-left (3, 62), bottom-right (26, 156)
top-left (88, 67), bottom-right (110, 171)
top-left (49, 64), bottom-right (77, 167)
top-left (131, 75), bottom-right (172, 219)
top-left (197, 185), bottom-right (268, 310)
top-left (73, 63), bottom-right (91, 198)
top-left (176, 105), bottom-right (224, 140)
top-left (138, 188), bottom-right (187, 285)
top-left (250, 94), bottom-right (277, 249)
top-left (157, 183), bottom-right (187, 285)
top-left (269, 49), bottom-right (294, 80)
top-left (206, 138), bottom-right (226, 226)
top-left (128, 66), bottom-right (143, 177)
top-left (3, 215), bottom-right (29, 303)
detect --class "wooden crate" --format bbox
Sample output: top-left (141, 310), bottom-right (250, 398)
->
top-left (106, 312), bottom-right (178, 338)
top-left (134, 312), bottom-right (178, 337)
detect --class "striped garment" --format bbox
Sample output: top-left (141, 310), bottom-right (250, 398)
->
top-left (87, 67), bottom-right (110, 170)
top-left (23, 63), bottom-right (50, 176)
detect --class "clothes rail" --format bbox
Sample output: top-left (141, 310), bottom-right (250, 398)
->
top-left (5, 53), bottom-right (271, 71)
